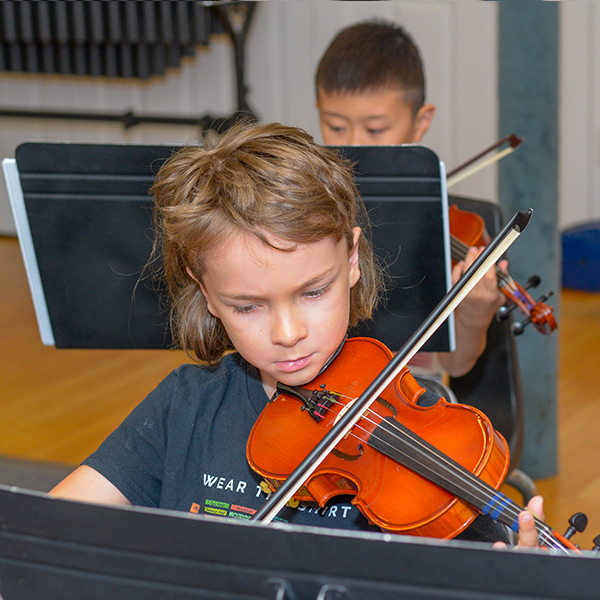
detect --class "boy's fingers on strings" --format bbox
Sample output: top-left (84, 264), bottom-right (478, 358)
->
top-left (517, 496), bottom-right (545, 549)
top-left (493, 495), bottom-right (545, 550)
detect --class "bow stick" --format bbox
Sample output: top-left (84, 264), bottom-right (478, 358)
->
top-left (252, 209), bottom-right (533, 524)
top-left (446, 134), bottom-right (523, 188)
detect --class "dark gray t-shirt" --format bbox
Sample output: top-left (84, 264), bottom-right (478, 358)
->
top-left (84, 353), bottom-right (507, 541)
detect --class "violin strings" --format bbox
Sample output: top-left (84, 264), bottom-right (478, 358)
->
top-left (363, 412), bottom-right (563, 550)
top-left (450, 235), bottom-right (470, 261)
top-left (366, 414), bottom-right (567, 551)
top-left (305, 391), bottom-right (567, 551)
top-left (313, 394), bottom-right (506, 513)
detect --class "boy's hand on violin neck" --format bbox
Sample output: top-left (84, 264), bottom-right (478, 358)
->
top-left (517, 496), bottom-right (545, 548)
top-left (453, 247), bottom-right (506, 330)
top-left (493, 495), bottom-right (545, 550)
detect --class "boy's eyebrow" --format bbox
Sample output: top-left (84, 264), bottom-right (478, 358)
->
top-left (321, 109), bottom-right (389, 122)
top-left (320, 109), bottom-right (351, 120)
top-left (361, 115), bottom-right (390, 122)
top-left (220, 293), bottom-right (263, 302)
top-left (219, 272), bottom-right (334, 302)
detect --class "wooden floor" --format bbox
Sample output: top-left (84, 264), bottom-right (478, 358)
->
top-left (1, 236), bottom-right (186, 465)
top-left (2, 235), bottom-right (600, 549)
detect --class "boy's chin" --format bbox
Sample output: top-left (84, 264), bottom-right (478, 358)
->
top-left (276, 366), bottom-right (324, 390)
top-left (277, 373), bottom-right (315, 389)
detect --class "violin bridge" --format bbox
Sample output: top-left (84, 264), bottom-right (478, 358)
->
top-left (276, 382), bottom-right (338, 422)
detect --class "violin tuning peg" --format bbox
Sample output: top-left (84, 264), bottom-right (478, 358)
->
top-left (496, 306), bottom-right (509, 322)
top-left (564, 512), bottom-right (588, 539)
top-left (592, 534), bottom-right (600, 552)
top-left (537, 290), bottom-right (554, 304)
top-left (525, 275), bottom-right (541, 290)
top-left (496, 304), bottom-right (515, 322)
top-left (511, 319), bottom-right (528, 336)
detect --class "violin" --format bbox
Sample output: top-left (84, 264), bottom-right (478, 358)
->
top-left (247, 337), bottom-right (576, 550)
top-left (445, 133), bottom-right (556, 335)
top-left (248, 212), bottom-right (581, 551)
top-left (449, 204), bottom-right (557, 336)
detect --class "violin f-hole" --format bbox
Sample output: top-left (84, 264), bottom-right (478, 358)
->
top-left (331, 444), bottom-right (364, 462)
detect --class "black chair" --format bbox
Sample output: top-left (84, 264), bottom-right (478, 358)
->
top-left (447, 195), bottom-right (537, 506)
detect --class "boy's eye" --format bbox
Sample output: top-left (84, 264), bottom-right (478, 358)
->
top-left (367, 128), bottom-right (387, 135)
top-left (233, 304), bottom-right (258, 314)
top-left (304, 285), bottom-right (329, 299)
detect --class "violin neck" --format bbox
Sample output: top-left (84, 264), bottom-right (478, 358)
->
top-left (369, 417), bottom-right (571, 552)
top-left (451, 234), bottom-right (519, 296)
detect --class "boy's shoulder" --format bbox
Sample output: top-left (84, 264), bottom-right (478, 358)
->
top-left (118, 352), bottom-right (264, 431)
top-left (155, 353), bottom-right (263, 407)
top-left (163, 353), bottom-right (251, 389)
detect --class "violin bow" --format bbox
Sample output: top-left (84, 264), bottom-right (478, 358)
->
top-left (446, 134), bottom-right (524, 188)
top-left (253, 209), bottom-right (533, 524)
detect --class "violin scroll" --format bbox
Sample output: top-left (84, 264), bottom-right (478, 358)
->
top-left (494, 275), bottom-right (557, 335)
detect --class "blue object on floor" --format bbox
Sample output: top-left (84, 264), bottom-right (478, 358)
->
top-left (562, 222), bottom-right (600, 291)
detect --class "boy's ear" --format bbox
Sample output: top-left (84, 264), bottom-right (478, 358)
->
top-left (412, 103), bottom-right (436, 143)
top-left (315, 86), bottom-right (323, 109)
top-left (186, 266), bottom-right (200, 286)
top-left (186, 266), bottom-right (218, 317)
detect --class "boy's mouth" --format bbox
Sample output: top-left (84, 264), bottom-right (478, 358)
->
top-left (275, 354), bottom-right (313, 373)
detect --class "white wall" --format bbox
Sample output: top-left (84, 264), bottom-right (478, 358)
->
top-left (1, 1), bottom-right (595, 235)
top-left (559, 1), bottom-right (600, 231)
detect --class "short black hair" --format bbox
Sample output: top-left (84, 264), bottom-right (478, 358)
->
top-left (316, 20), bottom-right (425, 115)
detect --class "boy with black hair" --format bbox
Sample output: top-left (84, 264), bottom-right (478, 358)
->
top-left (316, 20), bottom-right (435, 147)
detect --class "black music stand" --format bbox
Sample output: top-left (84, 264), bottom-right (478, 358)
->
top-left (3, 143), bottom-right (174, 349)
top-left (0, 485), bottom-right (597, 600)
top-left (3, 142), bottom-right (453, 352)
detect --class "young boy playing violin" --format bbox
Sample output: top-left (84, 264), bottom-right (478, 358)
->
top-left (316, 20), bottom-right (505, 379)
top-left (49, 121), bottom-right (542, 548)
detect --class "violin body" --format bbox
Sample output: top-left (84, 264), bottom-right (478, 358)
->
top-left (449, 204), bottom-right (491, 249)
top-left (247, 337), bottom-right (509, 539)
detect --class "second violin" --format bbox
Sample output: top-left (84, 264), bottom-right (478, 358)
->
top-left (449, 204), bottom-right (557, 336)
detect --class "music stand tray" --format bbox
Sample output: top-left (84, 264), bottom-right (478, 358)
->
top-left (0, 485), bottom-right (597, 600)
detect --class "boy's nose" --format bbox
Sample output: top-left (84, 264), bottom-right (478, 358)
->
top-left (349, 128), bottom-right (365, 146)
top-left (270, 308), bottom-right (308, 347)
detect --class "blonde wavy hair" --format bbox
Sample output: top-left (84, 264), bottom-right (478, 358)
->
top-left (151, 121), bottom-right (384, 364)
